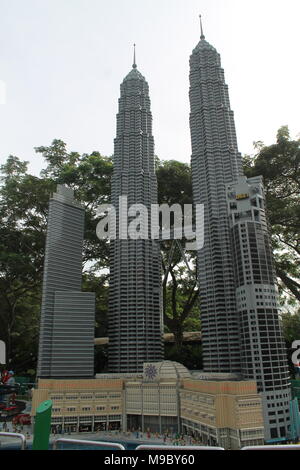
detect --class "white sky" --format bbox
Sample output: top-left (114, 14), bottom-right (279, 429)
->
top-left (0, 0), bottom-right (299, 176)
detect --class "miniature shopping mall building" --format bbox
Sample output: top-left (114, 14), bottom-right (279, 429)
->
top-left (31, 361), bottom-right (265, 449)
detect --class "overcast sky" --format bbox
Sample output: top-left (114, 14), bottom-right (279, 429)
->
top-left (0, 0), bottom-right (299, 176)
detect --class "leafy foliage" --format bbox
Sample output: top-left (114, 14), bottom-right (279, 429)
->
top-left (244, 126), bottom-right (300, 304)
top-left (156, 159), bottom-right (200, 351)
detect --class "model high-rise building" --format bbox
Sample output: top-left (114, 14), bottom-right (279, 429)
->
top-left (189, 23), bottom-right (242, 373)
top-left (108, 53), bottom-right (163, 373)
top-left (37, 185), bottom-right (95, 378)
top-left (227, 176), bottom-right (290, 440)
top-left (189, 20), bottom-right (290, 440)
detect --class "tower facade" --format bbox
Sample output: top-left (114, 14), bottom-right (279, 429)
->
top-left (189, 27), bottom-right (242, 373)
top-left (108, 56), bottom-right (163, 373)
top-left (227, 176), bottom-right (290, 440)
top-left (37, 185), bottom-right (95, 378)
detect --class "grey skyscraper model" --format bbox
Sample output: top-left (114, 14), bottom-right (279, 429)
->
top-left (189, 20), bottom-right (290, 439)
top-left (189, 22), bottom-right (242, 373)
top-left (37, 185), bottom-right (95, 378)
top-left (108, 51), bottom-right (163, 373)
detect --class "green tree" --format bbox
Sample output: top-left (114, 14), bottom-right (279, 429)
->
top-left (281, 310), bottom-right (300, 346)
top-left (165, 343), bottom-right (202, 370)
top-left (0, 157), bottom-right (50, 373)
top-left (244, 127), bottom-right (300, 303)
top-left (156, 159), bottom-right (200, 353)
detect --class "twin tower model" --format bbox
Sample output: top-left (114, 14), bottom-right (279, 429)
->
top-left (37, 25), bottom-right (290, 440)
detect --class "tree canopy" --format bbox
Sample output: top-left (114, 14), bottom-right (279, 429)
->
top-left (244, 126), bottom-right (300, 304)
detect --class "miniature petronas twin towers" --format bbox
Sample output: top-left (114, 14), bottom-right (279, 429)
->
top-left (37, 19), bottom-right (290, 440)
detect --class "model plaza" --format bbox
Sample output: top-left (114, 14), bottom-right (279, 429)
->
top-left (31, 19), bottom-right (291, 449)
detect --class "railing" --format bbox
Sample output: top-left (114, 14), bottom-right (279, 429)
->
top-left (135, 444), bottom-right (224, 450)
top-left (52, 438), bottom-right (125, 450)
top-left (1, 432), bottom-right (299, 451)
top-left (0, 432), bottom-right (27, 450)
top-left (242, 444), bottom-right (300, 450)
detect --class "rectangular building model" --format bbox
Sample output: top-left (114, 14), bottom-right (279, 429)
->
top-left (31, 361), bottom-right (265, 449)
top-left (36, 185), bottom-right (95, 379)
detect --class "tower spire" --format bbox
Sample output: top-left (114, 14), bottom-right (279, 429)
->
top-left (199, 14), bottom-right (205, 39)
top-left (133, 43), bottom-right (137, 68)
